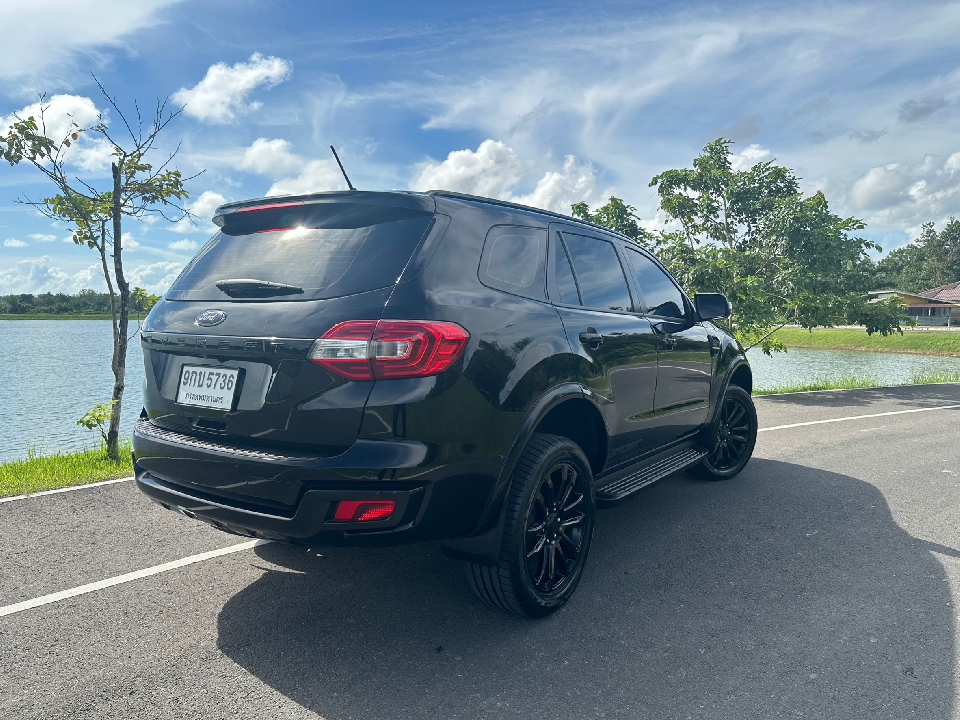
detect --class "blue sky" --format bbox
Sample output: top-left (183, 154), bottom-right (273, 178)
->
top-left (2, 0), bottom-right (960, 294)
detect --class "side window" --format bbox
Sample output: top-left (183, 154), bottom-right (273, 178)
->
top-left (623, 248), bottom-right (687, 319)
top-left (551, 234), bottom-right (581, 305)
top-left (561, 233), bottom-right (633, 312)
top-left (478, 225), bottom-right (547, 300)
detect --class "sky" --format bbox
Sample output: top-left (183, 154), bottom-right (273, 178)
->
top-left (2, 0), bottom-right (960, 295)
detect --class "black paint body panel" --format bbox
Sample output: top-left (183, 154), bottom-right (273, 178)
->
top-left (133, 190), bottom-right (750, 550)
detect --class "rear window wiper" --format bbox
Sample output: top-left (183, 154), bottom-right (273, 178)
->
top-left (215, 279), bottom-right (304, 298)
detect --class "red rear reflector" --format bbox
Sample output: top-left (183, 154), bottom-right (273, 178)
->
top-left (308, 320), bottom-right (469, 381)
top-left (235, 202), bottom-right (304, 213)
top-left (333, 500), bottom-right (396, 523)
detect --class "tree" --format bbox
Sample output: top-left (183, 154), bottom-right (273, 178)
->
top-left (0, 81), bottom-right (197, 460)
top-left (875, 219), bottom-right (960, 292)
top-left (571, 197), bottom-right (654, 246)
top-left (646, 139), bottom-right (901, 352)
top-left (131, 286), bottom-right (161, 318)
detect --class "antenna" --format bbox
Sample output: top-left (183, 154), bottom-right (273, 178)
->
top-left (329, 146), bottom-right (356, 191)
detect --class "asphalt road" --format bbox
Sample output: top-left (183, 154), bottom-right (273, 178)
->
top-left (2, 384), bottom-right (960, 719)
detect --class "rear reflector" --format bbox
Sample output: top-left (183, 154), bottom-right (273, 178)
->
top-left (308, 320), bottom-right (469, 381)
top-left (333, 500), bottom-right (396, 523)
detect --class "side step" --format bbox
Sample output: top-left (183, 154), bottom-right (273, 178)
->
top-left (596, 447), bottom-right (706, 505)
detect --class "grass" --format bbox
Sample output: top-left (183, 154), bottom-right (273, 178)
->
top-left (755, 370), bottom-right (960, 395)
top-left (0, 442), bottom-right (133, 499)
top-left (774, 327), bottom-right (960, 357)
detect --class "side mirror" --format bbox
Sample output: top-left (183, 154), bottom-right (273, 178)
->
top-left (695, 293), bottom-right (731, 320)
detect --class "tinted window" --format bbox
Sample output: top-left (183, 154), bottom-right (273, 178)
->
top-left (166, 207), bottom-right (434, 302)
top-left (478, 226), bottom-right (546, 300)
top-left (624, 248), bottom-right (687, 319)
top-left (552, 235), bottom-right (581, 305)
top-left (562, 233), bottom-right (633, 312)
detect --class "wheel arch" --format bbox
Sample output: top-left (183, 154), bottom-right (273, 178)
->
top-left (440, 383), bottom-right (607, 565)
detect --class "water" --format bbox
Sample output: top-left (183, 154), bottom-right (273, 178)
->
top-left (0, 321), bottom-right (144, 463)
top-left (747, 346), bottom-right (960, 391)
top-left (3, 320), bottom-right (960, 463)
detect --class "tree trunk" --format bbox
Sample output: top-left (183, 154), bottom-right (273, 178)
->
top-left (106, 162), bottom-right (130, 462)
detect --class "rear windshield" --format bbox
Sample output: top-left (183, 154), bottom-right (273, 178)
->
top-left (165, 204), bottom-right (434, 302)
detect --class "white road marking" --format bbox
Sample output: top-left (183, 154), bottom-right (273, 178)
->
top-left (759, 404), bottom-right (960, 433)
top-left (0, 539), bottom-right (270, 618)
top-left (0, 476), bottom-right (132, 505)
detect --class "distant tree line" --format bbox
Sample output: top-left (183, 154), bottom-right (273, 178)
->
top-left (875, 219), bottom-right (960, 293)
top-left (0, 287), bottom-right (159, 316)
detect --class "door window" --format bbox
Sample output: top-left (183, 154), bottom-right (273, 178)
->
top-left (561, 234), bottom-right (633, 312)
top-left (623, 248), bottom-right (687, 319)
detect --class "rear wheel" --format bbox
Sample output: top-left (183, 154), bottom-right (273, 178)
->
top-left (467, 433), bottom-right (595, 617)
top-left (693, 385), bottom-right (757, 480)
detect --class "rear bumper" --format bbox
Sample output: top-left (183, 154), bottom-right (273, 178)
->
top-left (132, 419), bottom-right (498, 546)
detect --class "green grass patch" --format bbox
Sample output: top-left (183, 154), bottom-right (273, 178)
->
top-left (0, 442), bottom-right (133, 499)
top-left (756, 370), bottom-right (960, 395)
top-left (774, 327), bottom-right (960, 356)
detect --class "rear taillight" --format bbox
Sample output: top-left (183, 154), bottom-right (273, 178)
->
top-left (308, 320), bottom-right (469, 381)
top-left (332, 500), bottom-right (396, 522)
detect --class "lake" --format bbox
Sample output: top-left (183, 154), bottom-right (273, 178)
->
top-left (3, 320), bottom-right (960, 464)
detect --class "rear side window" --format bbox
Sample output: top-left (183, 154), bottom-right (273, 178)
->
top-left (623, 247), bottom-right (687, 319)
top-left (478, 226), bottom-right (546, 300)
top-left (551, 234), bottom-right (581, 305)
top-left (166, 204), bottom-right (434, 302)
top-left (561, 233), bottom-right (633, 312)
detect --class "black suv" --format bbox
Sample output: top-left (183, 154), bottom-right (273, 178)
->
top-left (133, 190), bottom-right (756, 617)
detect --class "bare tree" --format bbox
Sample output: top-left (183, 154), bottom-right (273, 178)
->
top-left (0, 78), bottom-right (200, 460)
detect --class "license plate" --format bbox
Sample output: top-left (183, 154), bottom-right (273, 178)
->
top-left (175, 365), bottom-right (240, 410)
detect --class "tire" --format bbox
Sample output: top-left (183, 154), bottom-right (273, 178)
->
top-left (467, 433), bottom-right (596, 618)
top-left (692, 385), bottom-right (757, 481)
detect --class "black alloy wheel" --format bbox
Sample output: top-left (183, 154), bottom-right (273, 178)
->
top-left (693, 385), bottom-right (757, 480)
top-left (467, 433), bottom-right (596, 617)
top-left (524, 461), bottom-right (588, 595)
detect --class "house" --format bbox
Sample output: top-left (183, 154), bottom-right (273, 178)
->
top-left (868, 287), bottom-right (960, 326)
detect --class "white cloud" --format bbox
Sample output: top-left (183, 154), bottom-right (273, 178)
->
top-left (0, 0), bottom-right (185, 82)
top-left (168, 239), bottom-right (198, 252)
top-left (410, 140), bottom-right (523, 198)
top-left (173, 53), bottom-right (292, 124)
top-left (0, 256), bottom-right (103, 294)
top-left (241, 137), bottom-right (302, 176)
top-left (4, 239), bottom-right (28, 247)
top-left (267, 159), bottom-right (345, 196)
top-left (126, 260), bottom-right (185, 296)
top-left (28, 234), bottom-right (56, 243)
top-left (122, 236), bottom-right (140, 251)
top-left (729, 144), bottom-right (772, 172)
top-left (410, 140), bottom-right (607, 213)
top-left (847, 153), bottom-right (960, 235)
top-left (515, 155), bottom-right (606, 213)
top-left (168, 190), bottom-right (228, 233)
top-left (0, 95), bottom-right (114, 172)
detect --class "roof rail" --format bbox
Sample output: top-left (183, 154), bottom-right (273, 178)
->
top-left (426, 190), bottom-right (632, 242)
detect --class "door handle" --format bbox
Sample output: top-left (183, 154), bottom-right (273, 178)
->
top-left (579, 329), bottom-right (604, 348)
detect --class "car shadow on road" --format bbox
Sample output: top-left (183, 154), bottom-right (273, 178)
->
top-left (217, 458), bottom-right (953, 720)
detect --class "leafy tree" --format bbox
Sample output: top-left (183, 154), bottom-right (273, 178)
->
top-left (875, 219), bottom-right (960, 292)
top-left (77, 400), bottom-right (118, 447)
top-left (571, 197), bottom-right (654, 246)
top-left (0, 81), bottom-right (197, 460)
top-left (646, 139), bottom-right (902, 352)
top-left (131, 286), bottom-right (161, 317)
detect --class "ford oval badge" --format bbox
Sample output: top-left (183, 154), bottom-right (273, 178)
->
top-left (195, 309), bottom-right (227, 327)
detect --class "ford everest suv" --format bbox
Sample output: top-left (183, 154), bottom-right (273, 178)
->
top-left (133, 190), bottom-right (756, 617)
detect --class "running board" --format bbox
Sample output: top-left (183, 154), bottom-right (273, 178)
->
top-left (596, 447), bottom-right (706, 505)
